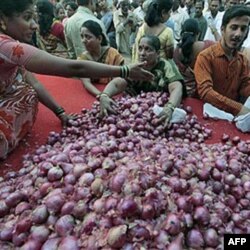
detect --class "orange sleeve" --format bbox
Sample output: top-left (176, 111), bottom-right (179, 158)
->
top-left (239, 57), bottom-right (250, 98)
top-left (194, 52), bottom-right (242, 116)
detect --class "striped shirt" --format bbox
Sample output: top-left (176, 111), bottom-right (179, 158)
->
top-left (194, 42), bottom-right (250, 115)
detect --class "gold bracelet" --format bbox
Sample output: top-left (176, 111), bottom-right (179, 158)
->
top-left (100, 93), bottom-right (110, 99)
top-left (165, 101), bottom-right (175, 111)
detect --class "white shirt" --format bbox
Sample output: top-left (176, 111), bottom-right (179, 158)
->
top-left (171, 7), bottom-right (189, 42)
top-left (204, 11), bottom-right (224, 41)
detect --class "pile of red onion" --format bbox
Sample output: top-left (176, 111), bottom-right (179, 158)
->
top-left (0, 92), bottom-right (249, 249)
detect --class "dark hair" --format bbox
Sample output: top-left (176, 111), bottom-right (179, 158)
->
top-left (65, 2), bottom-right (78, 11)
top-left (36, 0), bottom-right (55, 37)
top-left (0, 0), bottom-right (33, 17)
top-left (55, 3), bottom-right (64, 17)
top-left (144, 0), bottom-right (173, 27)
top-left (179, 18), bottom-right (200, 65)
top-left (222, 5), bottom-right (250, 27)
top-left (77, 0), bottom-right (90, 6)
top-left (82, 20), bottom-right (108, 46)
top-left (139, 35), bottom-right (161, 52)
top-left (195, 0), bottom-right (205, 7)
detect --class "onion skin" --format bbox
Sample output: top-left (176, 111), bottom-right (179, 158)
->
top-left (186, 229), bottom-right (204, 248)
top-left (58, 236), bottom-right (79, 250)
top-left (1, 92), bottom-right (250, 249)
top-left (55, 215), bottom-right (75, 237)
top-left (0, 200), bottom-right (9, 218)
top-left (164, 214), bottom-right (181, 235)
top-left (32, 205), bottom-right (49, 224)
top-left (41, 237), bottom-right (61, 250)
top-left (167, 233), bottom-right (184, 250)
top-left (204, 228), bottom-right (219, 247)
top-left (107, 225), bottom-right (127, 249)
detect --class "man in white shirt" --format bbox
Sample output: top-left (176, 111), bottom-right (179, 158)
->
top-left (64, 0), bottom-right (108, 59)
top-left (203, 0), bottom-right (224, 41)
top-left (171, 0), bottom-right (189, 42)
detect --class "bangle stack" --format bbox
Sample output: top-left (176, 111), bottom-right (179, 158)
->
top-left (120, 65), bottom-right (130, 78)
top-left (54, 107), bottom-right (65, 117)
top-left (97, 92), bottom-right (110, 100)
top-left (165, 101), bottom-right (175, 111)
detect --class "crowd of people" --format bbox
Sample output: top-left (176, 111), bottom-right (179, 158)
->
top-left (0, 0), bottom-right (250, 158)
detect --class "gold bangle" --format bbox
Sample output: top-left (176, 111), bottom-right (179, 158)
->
top-left (167, 101), bottom-right (175, 111)
top-left (100, 93), bottom-right (110, 99)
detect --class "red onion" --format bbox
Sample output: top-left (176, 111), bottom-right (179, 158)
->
top-left (55, 215), bottom-right (75, 236)
top-left (141, 203), bottom-right (156, 220)
top-left (73, 163), bottom-right (88, 179)
top-left (194, 206), bottom-right (210, 225)
top-left (164, 214), bottom-right (181, 235)
top-left (204, 228), bottom-right (220, 247)
top-left (58, 236), bottom-right (79, 250)
top-left (0, 200), bottom-right (9, 218)
top-left (167, 233), bottom-right (184, 250)
top-left (32, 205), bottom-right (49, 224)
top-left (110, 173), bottom-right (126, 193)
top-left (61, 201), bottom-right (76, 215)
top-left (30, 225), bottom-right (50, 243)
top-left (41, 237), bottom-right (61, 250)
top-left (107, 225), bottom-right (127, 248)
top-left (15, 217), bottom-right (32, 234)
top-left (78, 172), bottom-right (94, 186)
top-left (102, 157), bottom-right (116, 170)
top-left (73, 201), bottom-right (88, 219)
top-left (15, 202), bottom-right (32, 215)
top-left (90, 178), bottom-right (104, 197)
top-left (81, 212), bottom-right (96, 234)
top-left (45, 193), bottom-right (65, 213)
top-left (47, 166), bottom-right (64, 182)
top-left (20, 239), bottom-right (42, 250)
top-left (118, 198), bottom-right (139, 218)
top-left (12, 232), bottom-right (28, 247)
top-left (186, 229), bottom-right (204, 248)
top-left (128, 225), bottom-right (150, 242)
top-left (5, 191), bottom-right (26, 208)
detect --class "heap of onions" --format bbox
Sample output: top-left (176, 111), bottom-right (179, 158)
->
top-left (0, 92), bottom-right (249, 249)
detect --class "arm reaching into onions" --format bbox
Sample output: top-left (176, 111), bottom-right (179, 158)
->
top-left (0, 0), bottom-right (154, 159)
top-left (99, 35), bottom-right (185, 127)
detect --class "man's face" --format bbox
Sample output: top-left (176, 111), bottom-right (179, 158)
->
top-left (209, 0), bottom-right (220, 17)
top-left (221, 16), bottom-right (250, 51)
top-left (185, 0), bottom-right (194, 8)
top-left (195, 2), bottom-right (204, 17)
top-left (225, 0), bottom-right (239, 9)
top-left (120, 0), bottom-right (130, 16)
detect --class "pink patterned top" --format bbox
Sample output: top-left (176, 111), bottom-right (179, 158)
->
top-left (0, 34), bottom-right (38, 94)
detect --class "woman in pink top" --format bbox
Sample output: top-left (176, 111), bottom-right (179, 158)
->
top-left (0, 0), bottom-right (153, 159)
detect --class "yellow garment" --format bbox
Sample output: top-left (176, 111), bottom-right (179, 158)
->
top-left (78, 47), bottom-right (124, 84)
top-left (132, 23), bottom-right (174, 62)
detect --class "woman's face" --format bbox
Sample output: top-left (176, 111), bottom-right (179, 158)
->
top-left (80, 27), bottom-right (101, 53)
top-left (65, 5), bottom-right (76, 18)
top-left (138, 37), bottom-right (159, 69)
top-left (57, 8), bottom-right (65, 21)
top-left (4, 4), bottom-right (38, 43)
top-left (161, 9), bottom-right (171, 23)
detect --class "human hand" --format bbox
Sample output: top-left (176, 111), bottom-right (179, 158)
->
top-left (99, 94), bottom-right (118, 118)
top-left (158, 106), bottom-right (174, 129)
top-left (237, 105), bottom-right (250, 117)
top-left (58, 112), bottom-right (78, 127)
top-left (127, 62), bottom-right (154, 81)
